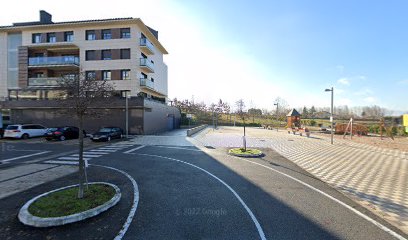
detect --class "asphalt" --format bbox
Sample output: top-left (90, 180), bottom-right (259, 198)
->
top-left (0, 138), bottom-right (406, 239)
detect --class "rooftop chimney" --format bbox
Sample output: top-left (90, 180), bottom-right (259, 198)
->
top-left (40, 10), bottom-right (53, 24)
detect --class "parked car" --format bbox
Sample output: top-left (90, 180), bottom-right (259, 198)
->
top-left (90, 127), bottom-right (123, 142)
top-left (45, 126), bottom-right (79, 141)
top-left (3, 124), bottom-right (47, 139)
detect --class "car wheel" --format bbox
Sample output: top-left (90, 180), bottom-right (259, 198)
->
top-left (21, 134), bottom-right (29, 140)
top-left (107, 136), bottom-right (111, 141)
top-left (59, 136), bottom-right (66, 141)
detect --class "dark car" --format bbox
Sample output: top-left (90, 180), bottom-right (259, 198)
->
top-left (45, 126), bottom-right (79, 141)
top-left (90, 127), bottom-right (123, 142)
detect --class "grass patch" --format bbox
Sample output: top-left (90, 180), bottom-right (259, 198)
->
top-left (28, 184), bottom-right (115, 218)
top-left (229, 148), bottom-right (262, 155)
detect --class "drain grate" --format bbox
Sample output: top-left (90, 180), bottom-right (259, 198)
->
top-left (204, 146), bottom-right (215, 149)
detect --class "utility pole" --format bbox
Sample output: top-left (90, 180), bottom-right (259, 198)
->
top-left (125, 91), bottom-right (129, 139)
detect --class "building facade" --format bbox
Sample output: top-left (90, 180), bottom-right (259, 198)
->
top-left (0, 10), bottom-right (168, 101)
top-left (0, 11), bottom-right (180, 134)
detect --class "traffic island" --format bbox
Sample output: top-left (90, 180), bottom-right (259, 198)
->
top-left (18, 182), bottom-right (121, 227)
top-left (228, 148), bottom-right (263, 158)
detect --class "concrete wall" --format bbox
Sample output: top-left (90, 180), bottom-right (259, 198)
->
top-left (143, 99), bottom-right (181, 134)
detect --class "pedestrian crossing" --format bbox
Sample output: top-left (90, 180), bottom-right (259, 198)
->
top-left (43, 142), bottom-right (138, 165)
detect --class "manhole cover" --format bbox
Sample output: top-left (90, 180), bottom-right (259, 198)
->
top-left (204, 146), bottom-right (215, 149)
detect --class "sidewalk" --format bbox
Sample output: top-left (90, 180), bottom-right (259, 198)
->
top-left (192, 127), bottom-right (408, 234)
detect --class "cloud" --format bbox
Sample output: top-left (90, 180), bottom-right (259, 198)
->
top-left (397, 79), bottom-right (408, 85)
top-left (354, 88), bottom-right (374, 96)
top-left (337, 98), bottom-right (352, 105)
top-left (363, 96), bottom-right (376, 103)
top-left (336, 65), bottom-right (345, 73)
top-left (337, 78), bottom-right (350, 85)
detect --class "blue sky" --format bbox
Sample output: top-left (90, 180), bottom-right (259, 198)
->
top-left (1, 0), bottom-right (407, 113)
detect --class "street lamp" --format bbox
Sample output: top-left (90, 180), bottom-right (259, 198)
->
top-left (325, 87), bottom-right (334, 144)
top-left (274, 102), bottom-right (279, 132)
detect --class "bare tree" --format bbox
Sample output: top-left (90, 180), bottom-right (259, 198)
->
top-left (57, 72), bottom-right (115, 199)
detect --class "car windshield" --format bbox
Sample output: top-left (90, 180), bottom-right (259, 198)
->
top-left (47, 128), bottom-right (61, 131)
top-left (99, 128), bottom-right (112, 133)
top-left (6, 125), bottom-right (18, 130)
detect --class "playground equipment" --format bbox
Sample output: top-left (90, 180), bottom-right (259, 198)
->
top-left (285, 108), bottom-right (310, 137)
top-left (335, 118), bottom-right (368, 138)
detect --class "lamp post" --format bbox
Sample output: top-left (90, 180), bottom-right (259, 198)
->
top-left (325, 87), bottom-right (334, 144)
top-left (274, 102), bottom-right (279, 132)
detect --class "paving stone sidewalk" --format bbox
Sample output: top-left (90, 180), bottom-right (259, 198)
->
top-left (192, 127), bottom-right (408, 234)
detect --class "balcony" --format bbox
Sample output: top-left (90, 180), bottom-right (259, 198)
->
top-left (28, 77), bottom-right (60, 87)
top-left (140, 78), bottom-right (154, 90)
top-left (140, 38), bottom-right (155, 55)
top-left (139, 58), bottom-right (154, 73)
top-left (28, 56), bottom-right (79, 68)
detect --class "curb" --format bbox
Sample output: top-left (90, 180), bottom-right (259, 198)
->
top-left (228, 149), bottom-right (263, 158)
top-left (18, 182), bottom-right (121, 227)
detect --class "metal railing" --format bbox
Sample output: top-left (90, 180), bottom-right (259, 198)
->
top-left (28, 56), bottom-right (79, 66)
top-left (28, 77), bottom-right (60, 86)
top-left (140, 78), bottom-right (154, 89)
top-left (139, 58), bottom-right (154, 70)
top-left (139, 38), bottom-right (154, 53)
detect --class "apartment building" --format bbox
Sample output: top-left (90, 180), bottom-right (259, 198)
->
top-left (0, 11), bottom-right (180, 134)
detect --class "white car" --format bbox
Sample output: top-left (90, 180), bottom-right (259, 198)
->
top-left (4, 124), bottom-right (47, 139)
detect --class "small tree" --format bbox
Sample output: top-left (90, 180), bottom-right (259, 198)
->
top-left (235, 99), bottom-right (247, 151)
top-left (57, 72), bottom-right (115, 199)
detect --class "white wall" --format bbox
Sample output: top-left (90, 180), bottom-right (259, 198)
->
top-left (0, 32), bottom-right (7, 99)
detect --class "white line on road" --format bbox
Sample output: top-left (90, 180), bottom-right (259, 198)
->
top-left (133, 153), bottom-right (266, 240)
top-left (83, 151), bottom-right (110, 155)
top-left (91, 164), bottom-right (139, 240)
top-left (58, 157), bottom-right (91, 161)
top-left (45, 160), bottom-right (78, 165)
top-left (151, 146), bottom-right (202, 152)
top-left (70, 154), bottom-right (103, 158)
top-left (1, 151), bottom-right (51, 163)
top-left (237, 157), bottom-right (407, 240)
top-left (89, 149), bottom-right (117, 152)
top-left (123, 145), bottom-right (145, 154)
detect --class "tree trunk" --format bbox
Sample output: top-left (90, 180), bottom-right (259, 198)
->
top-left (77, 114), bottom-right (86, 199)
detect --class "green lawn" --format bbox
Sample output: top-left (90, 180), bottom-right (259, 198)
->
top-left (28, 184), bottom-right (115, 218)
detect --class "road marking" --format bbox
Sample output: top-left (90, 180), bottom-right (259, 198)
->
top-left (123, 145), bottom-right (145, 154)
top-left (70, 154), bottom-right (103, 158)
top-left (133, 153), bottom-right (266, 240)
top-left (151, 146), bottom-right (202, 152)
top-left (91, 164), bottom-right (139, 240)
top-left (83, 151), bottom-right (110, 155)
top-left (236, 157), bottom-right (407, 240)
top-left (1, 151), bottom-right (51, 163)
top-left (45, 160), bottom-right (78, 165)
top-left (89, 149), bottom-right (117, 152)
top-left (58, 157), bottom-right (91, 161)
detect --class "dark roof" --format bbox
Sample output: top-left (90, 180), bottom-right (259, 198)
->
top-left (0, 17), bottom-right (134, 29)
top-left (286, 108), bottom-right (301, 117)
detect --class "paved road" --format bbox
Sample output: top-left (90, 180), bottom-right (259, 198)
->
top-left (0, 129), bottom-right (407, 239)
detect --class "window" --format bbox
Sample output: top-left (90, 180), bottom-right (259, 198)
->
top-left (85, 50), bottom-right (96, 61)
top-left (120, 49), bottom-right (130, 59)
top-left (121, 70), bottom-right (130, 80)
top-left (141, 72), bottom-right (147, 79)
top-left (102, 70), bottom-right (111, 80)
top-left (32, 33), bottom-right (41, 43)
top-left (120, 28), bottom-right (131, 38)
top-left (102, 50), bottom-right (112, 60)
top-left (86, 71), bottom-right (96, 80)
top-left (47, 33), bottom-right (56, 43)
top-left (151, 77), bottom-right (154, 82)
top-left (102, 29), bottom-right (111, 40)
top-left (86, 30), bottom-right (96, 40)
top-left (64, 31), bottom-right (74, 42)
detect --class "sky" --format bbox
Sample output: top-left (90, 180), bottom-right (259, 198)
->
top-left (1, 0), bottom-right (407, 114)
